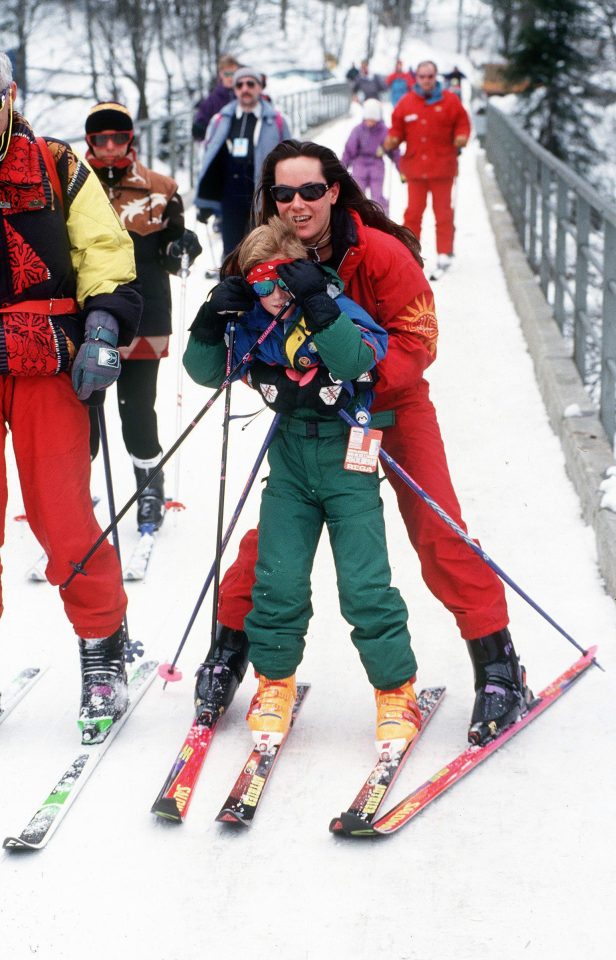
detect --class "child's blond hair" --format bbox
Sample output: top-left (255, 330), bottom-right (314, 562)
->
top-left (237, 217), bottom-right (307, 275)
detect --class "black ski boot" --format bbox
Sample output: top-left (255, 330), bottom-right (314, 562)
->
top-left (78, 626), bottom-right (128, 744)
top-left (466, 628), bottom-right (532, 745)
top-left (194, 625), bottom-right (250, 725)
top-left (134, 460), bottom-right (165, 532)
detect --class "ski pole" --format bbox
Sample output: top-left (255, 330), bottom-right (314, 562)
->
top-left (159, 411), bottom-right (281, 683)
top-left (171, 249), bottom-right (191, 511)
top-left (95, 403), bottom-right (141, 662)
top-left (338, 408), bottom-right (604, 671)
top-left (208, 320), bottom-right (236, 668)
top-left (61, 298), bottom-right (293, 590)
top-left (203, 219), bottom-right (219, 278)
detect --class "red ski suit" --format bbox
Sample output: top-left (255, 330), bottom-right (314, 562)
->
top-left (389, 88), bottom-right (471, 254)
top-left (0, 115), bottom-right (140, 638)
top-left (218, 211), bottom-right (508, 641)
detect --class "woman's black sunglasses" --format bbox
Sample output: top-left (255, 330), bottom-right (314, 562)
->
top-left (270, 182), bottom-right (329, 203)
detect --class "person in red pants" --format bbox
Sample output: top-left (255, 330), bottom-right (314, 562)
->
top-left (193, 138), bottom-right (529, 747)
top-left (384, 60), bottom-right (470, 272)
top-left (0, 53), bottom-right (142, 741)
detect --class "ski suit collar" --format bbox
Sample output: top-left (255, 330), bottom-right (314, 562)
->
top-left (413, 80), bottom-right (444, 105)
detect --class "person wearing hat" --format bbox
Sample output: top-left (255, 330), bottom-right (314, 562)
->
top-left (85, 101), bottom-right (202, 532)
top-left (192, 53), bottom-right (239, 142)
top-left (341, 99), bottom-right (400, 215)
top-left (0, 51), bottom-right (143, 738)
top-left (194, 66), bottom-right (291, 257)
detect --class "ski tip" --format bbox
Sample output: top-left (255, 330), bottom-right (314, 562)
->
top-left (151, 797), bottom-right (183, 823)
top-left (3, 836), bottom-right (40, 852)
top-left (216, 809), bottom-right (249, 826)
top-left (165, 500), bottom-right (186, 512)
top-left (339, 812), bottom-right (381, 839)
top-left (329, 816), bottom-right (345, 834)
top-left (158, 663), bottom-right (183, 682)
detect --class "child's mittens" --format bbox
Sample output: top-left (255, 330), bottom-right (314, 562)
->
top-left (277, 261), bottom-right (341, 333)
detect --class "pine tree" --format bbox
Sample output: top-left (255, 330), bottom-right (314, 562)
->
top-left (505, 0), bottom-right (598, 174)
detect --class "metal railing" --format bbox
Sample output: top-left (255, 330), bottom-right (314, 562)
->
top-left (134, 81), bottom-right (351, 190)
top-left (486, 102), bottom-right (616, 444)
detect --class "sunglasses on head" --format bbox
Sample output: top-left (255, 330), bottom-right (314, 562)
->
top-left (270, 182), bottom-right (329, 204)
top-left (235, 79), bottom-right (257, 89)
top-left (88, 131), bottom-right (132, 147)
top-left (250, 277), bottom-right (290, 297)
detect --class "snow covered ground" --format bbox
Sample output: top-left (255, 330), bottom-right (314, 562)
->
top-left (1, 109), bottom-right (615, 960)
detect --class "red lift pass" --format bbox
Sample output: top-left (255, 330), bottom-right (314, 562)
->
top-left (344, 426), bottom-right (382, 473)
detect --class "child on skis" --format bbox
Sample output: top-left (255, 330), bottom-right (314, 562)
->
top-left (341, 99), bottom-right (399, 215)
top-left (184, 217), bottom-right (420, 757)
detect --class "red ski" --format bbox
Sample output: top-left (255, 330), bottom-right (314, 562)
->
top-left (151, 719), bottom-right (218, 822)
top-left (340, 646), bottom-right (597, 837)
top-left (329, 686), bottom-right (446, 835)
top-left (216, 683), bottom-right (310, 825)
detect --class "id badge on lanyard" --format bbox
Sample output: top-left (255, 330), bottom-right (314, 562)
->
top-left (232, 137), bottom-right (249, 158)
top-left (344, 426), bottom-right (382, 473)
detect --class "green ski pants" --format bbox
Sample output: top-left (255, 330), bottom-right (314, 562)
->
top-left (244, 424), bottom-right (417, 689)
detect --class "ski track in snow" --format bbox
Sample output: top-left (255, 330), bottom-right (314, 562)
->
top-left (1, 109), bottom-right (615, 960)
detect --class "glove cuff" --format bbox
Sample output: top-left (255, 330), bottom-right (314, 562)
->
top-left (85, 309), bottom-right (120, 347)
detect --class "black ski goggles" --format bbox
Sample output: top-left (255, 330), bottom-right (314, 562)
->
top-left (270, 182), bottom-right (329, 204)
top-left (87, 131), bottom-right (133, 147)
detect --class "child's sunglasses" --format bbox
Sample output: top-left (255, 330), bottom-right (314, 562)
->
top-left (270, 182), bottom-right (329, 203)
top-left (250, 277), bottom-right (290, 297)
top-left (87, 131), bottom-right (132, 147)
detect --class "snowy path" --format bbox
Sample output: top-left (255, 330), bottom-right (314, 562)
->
top-left (1, 112), bottom-right (615, 960)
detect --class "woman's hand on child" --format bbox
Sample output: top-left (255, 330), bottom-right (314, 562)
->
top-left (277, 261), bottom-right (340, 333)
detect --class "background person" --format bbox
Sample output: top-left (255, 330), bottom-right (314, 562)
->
top-left (192, 54), bottom-right (239, 142)
top-left (85, 101), bottom-right (202, 532)
top-left (194, 66), bottom-right (291, 258)
top-left (386, 59), bottom-right (414, 106)
top-left (384, 60), bottom-right (470, 271)
top-left (341, 98), bottom-right (400, 215)
top-left (351, 60), bottom-right (386, 102)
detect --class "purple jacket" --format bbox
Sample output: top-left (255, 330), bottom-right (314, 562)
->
top-left (341, 120), bottom-right (400, 171)
top-left (192, 84), bottom-right (235, 141)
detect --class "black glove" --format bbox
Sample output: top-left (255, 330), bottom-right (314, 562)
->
top-left (189, 302), bottom-right (227, 345)
top-left (277, 261), bottom-right (340, 333)
top-left (208, 276), bottom-right (256, 315)
top-left (196, 207), bottom-right (216, 224)
top-left (168, 229), bottom-right (202, 264)
top-left (189, 278), bottom-right (256, 345)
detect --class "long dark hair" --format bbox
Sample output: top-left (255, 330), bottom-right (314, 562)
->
top-left (255, 139), bottom-right (423, 266)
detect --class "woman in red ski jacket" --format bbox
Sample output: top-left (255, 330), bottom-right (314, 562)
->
top-left (192, 139), bottom-right (529, 748)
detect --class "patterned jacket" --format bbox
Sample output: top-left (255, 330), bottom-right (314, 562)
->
top-left (88, 150), bottom-right (184, 356)
top-left (0, 113), bottom-right (140, 377)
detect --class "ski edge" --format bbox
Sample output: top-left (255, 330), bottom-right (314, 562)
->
top-left (357, 646), bottom-right (597, 838)
top-left (2, 660), bottom-right (158, 851)
top-left (0, 666), bottom-right (46, 726)
top-left (329, 685), bottom-right (446, 835)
